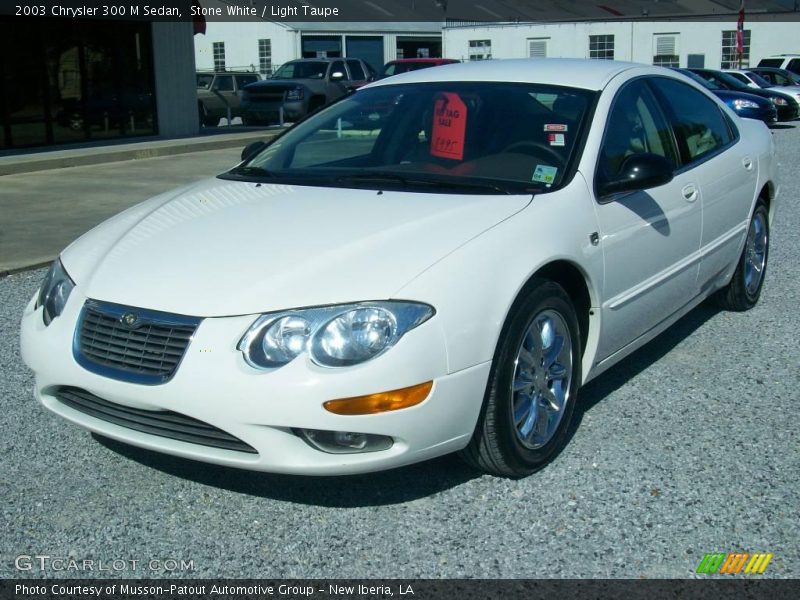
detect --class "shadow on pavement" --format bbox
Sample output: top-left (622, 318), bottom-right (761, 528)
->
top-left (93, 433), bottom-right (482, 507)
top-left (568, 301), bottom-right (721, 436)
top-left (93, 302), bottom-right (722, 505)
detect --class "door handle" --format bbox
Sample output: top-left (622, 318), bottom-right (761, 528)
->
top-left (742, 156), bottom-right (754, 171)
top-left (682, 184), bottom-right (699, 202)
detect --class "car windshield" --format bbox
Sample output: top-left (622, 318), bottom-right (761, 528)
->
top-left (382, 63), bottom-right (435, 77)
top-left (273, 62), bottom-right (328, 79)
top-left (744, 71), bottom-right (774, 88)
top-left (705, 70), bottom-right (750, 90)
top-left (225, 82), bottom-right (595, 194)
top-left (679, 70), bottom-right (720, 90)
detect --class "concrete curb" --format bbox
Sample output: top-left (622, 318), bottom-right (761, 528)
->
top-left (0, 129), bottom-right (280, 176)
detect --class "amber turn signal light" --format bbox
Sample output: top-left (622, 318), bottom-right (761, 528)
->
top-left (323, 381), bottom-right (433, 415)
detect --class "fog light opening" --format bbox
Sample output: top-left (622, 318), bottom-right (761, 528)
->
top-left (298, 429), bottom-right (393, 454)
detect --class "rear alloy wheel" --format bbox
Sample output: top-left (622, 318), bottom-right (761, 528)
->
top-left (715, 200), bottom-right (769, 311)
top-left (461, 279), bottom-right (581, 477)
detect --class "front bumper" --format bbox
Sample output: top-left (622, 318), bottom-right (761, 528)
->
top-left (20, 289), bottom-right (490, 475)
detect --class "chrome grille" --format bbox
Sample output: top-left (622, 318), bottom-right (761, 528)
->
top-left (74, 300), bottom-right (201, 385)
top-left (55, 387), bottom-right (257, 454)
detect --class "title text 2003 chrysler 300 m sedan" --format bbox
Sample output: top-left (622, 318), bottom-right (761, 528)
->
top-left (21, 59), bottom-right (776, 477)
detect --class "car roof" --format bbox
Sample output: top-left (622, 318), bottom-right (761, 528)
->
top-left (367, 58), bottom-right (659, 91)
top-left (386, 58), bottom-right (458, 64)
top-left (285, 58), bottom-right (353, 64)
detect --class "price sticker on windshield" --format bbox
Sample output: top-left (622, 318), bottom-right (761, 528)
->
top-left (431, 93), bottom-right (467, 160)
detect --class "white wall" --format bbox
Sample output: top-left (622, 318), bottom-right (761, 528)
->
top-left (443, 20), bottom-right (799, 68)
top-left (195, 22), bottom-right (298, 74)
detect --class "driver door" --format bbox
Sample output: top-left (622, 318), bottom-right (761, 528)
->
top-left (593, 78), bottom-right (702, 360)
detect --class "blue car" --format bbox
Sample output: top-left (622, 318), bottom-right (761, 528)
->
top-left (676, 69), bottom-right (777, 125)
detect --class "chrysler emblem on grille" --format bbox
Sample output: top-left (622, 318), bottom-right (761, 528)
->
top-left (120, 313), bottom-right (139, 328)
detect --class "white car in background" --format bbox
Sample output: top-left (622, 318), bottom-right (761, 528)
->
top-left (21, 59), bottom-right (777, 478)
top-left (724, 68), bottom-right (800, 104)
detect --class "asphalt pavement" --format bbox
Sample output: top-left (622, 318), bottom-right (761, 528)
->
top-left (0, 134), bottom-right (274, 274)
top-left (1, 125), bottom-right (798, 579)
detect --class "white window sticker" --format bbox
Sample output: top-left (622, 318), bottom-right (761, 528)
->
top-left (548, 133), bottom-right (565, 147)
top-left (532, 165), bottom-right (558, 184)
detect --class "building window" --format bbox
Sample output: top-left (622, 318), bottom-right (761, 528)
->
top-left (652, 34), bottom-right (679, 68)
top-left (468, 39), bottom-right (491, 61)
top-left (258, 39), bottom-right (272, 75)
top-left (589, 34), bottom-right (614, 60)
top-left (527, 38), bottom-right (548, 58)
top-left (213, 42), bottom-right (226, 71)
top-left (721, 30), bottom-right (751, 68)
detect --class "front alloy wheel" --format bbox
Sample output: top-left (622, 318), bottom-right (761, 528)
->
top-left (461, 279), bottom-right (581, 477)
top-left (512, 309), bottom-right (573, 450)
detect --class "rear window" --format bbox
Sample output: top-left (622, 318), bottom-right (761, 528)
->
top-left (236, 75), bottom-right (259, 87)
top-left (758, 58), bottom-right (784, 68)
top-left (788, 59), bottom-right (800, 75)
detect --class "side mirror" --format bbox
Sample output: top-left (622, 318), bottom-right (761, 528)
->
top-left (241, 140), bottom-right (267, 161)
top-left (598, 153), bottom-right (674, 197)
top-left (330, 71), bottom-right (345, 81)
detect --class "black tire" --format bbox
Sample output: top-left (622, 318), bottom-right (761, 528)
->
top-left (198, 103), bottom-right (217, 127)
top-left (715, 200), bottom-right (770, 311)
top-left (460, 279), bottom-right (582, 478)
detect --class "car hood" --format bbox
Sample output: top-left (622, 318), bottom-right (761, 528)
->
top-left (62, 178), bottom-right (531, 317)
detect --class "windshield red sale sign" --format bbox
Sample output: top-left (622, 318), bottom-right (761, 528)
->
top-left (431, 93), bottom-right (467, 160)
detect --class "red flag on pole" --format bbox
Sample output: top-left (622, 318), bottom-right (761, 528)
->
top-left (736, 1), bottom-right (745, 56)
top-left (193, 0), bottom-right (206, 35)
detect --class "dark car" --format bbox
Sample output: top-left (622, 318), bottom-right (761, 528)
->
top-left (687, 68), bottom-right (799, 121)
top-left (379, 58), bottom-right (459, 79)
top-left (676, 69), bottom-right (777, 125)
top-left (749, 66), bottom-right (800, 88)
top-left (240, 58), bottom-right (374, 125)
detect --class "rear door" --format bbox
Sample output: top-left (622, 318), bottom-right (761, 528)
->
top-left (649, 77), bottom-right (755, 290)
top-left (346, 59), bottom-right (370, 89)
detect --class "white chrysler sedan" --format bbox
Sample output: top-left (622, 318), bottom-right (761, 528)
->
top-left (21, 60), bottom-right (776, 477)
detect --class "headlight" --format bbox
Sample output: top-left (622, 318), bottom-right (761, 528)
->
top-left (772, 96), bottom-right (788, 106)
top-left (238, 301), bottom-right (434, 369)
top-left (732, 98), bottom-right (760, 110)
top-left (35, 259), bottom-right (75, 326)
top-left (285, 87), bottom-right (304, 101)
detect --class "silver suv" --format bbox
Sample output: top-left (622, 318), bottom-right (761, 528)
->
top-left (196, 71), bottom-right (261, 126)
top-left (757, 55), bottom-right (800, 76)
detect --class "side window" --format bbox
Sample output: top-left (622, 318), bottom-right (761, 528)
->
top-left (212, 75), bottom-right (234, 92)
top-left (597, 79), bottom-right (678, 184)
top-left (788, 59), bottom-right (800, 74)
top-left (347, 60), bottom-right (366, 80)
top-left (649, 78), bottom-right (733, 164)
top-left (330, 60), bottom-right (349, 80)
top-left (236, 75), bottom-right (258, 89)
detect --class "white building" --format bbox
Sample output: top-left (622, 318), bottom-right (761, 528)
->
top-left (443, 18), bottom-right (800, 69)
top-left (195, 21), bottom-right (445, 77)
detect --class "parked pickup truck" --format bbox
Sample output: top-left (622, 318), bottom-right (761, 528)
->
top-left (240, 58), bottom-right (374, 125)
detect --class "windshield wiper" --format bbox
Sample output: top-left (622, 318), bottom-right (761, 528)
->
top-left (334, 172), bottom-right (515, 195)
top-left (228, 165), bottom-right (275, 177)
